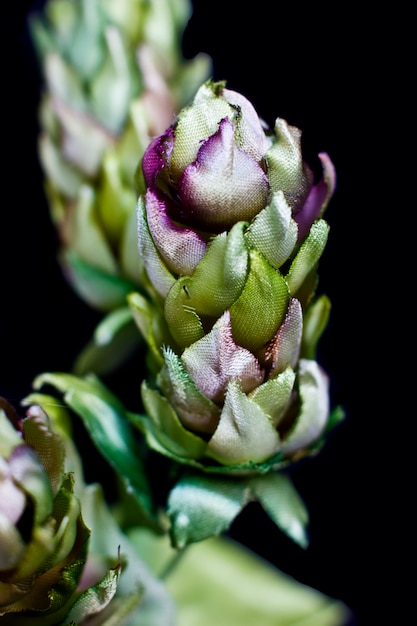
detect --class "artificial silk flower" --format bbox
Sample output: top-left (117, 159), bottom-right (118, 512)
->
top-left (0, 396), bottom-right (122, 625)
top-left (32, 79), bottom-right (343, 549)
top-left (131, 78), bottom-right (338, 470)
top-left (1, 390), bottom-right (179, 626)
top-left (29, 0), bottom-right (212, 314)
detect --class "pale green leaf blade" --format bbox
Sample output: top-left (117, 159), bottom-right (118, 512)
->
top-left (167, 474), bottom-right (247, 548)
top-left (166, 536), bottom-right (353, 626)
top-left (286, 219), bottom-right (330, 295)
top-left (33, 372), bottom-right (159, 530)
top-left (249, 472), bottom-right (309, 548)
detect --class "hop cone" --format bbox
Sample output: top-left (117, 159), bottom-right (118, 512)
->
top-left (32, 79), bottom-right (344, 547)
top-left (30, 0), bottom-right (212, 313)
top-left (0, 396), bottom-right (122, 625)
top-left (131, 79), bottom-right (339, 470)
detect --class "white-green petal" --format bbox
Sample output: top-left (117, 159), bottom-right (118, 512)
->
top-left (223, 86), bottom-right (270, 160)
top-left (245, 190), bottom-right (298, 268)
top-left (145, 188), bottom-right (207, 276)
top-left (98, 151), bottom-right (137, 246)
top-left (0, 468), bottom-right (25, 524)
top-left (0, 510), bottom-right (26, 570)
top-left (63, 184), bottom-right (118, 274)
top-left (65, 563), bottom-right (122, 624)
top-left (60, 0), bottom-right (104, 81)
top-left (281, 359), bottom-right (329, 455)
top-left (267, 297), bottom-right (303, 377)
top-left (265, 117), bottom-right (311, 210)
top-left (0, 410), bottom-right (22, 457)
top-left (43, 52), bottom-right (87, 111)
top-left (181, 311), bottom-right (263, 403)
top-left (10, 447), bottom-right (54, 526)
top-left (180, 118), bottom-right (269, 229)
top-left (249, 366), bottom-right (296, 427)
top-left (121, 203), bottom-right (145, 284)
top-left (207, 381), bottom-right (281, 465)
top-left (141, 382), bottom-right (208, 459)
top-left (170, 80), bottom-right (234, 180)
top-left (137, 196), bottom-right (176, 298)
top-left (128, 292), bottom-right (166, 370)
top-left (91, 26), bottom-right (140, 134)
top-left (158, 347), bottom-right (220, 434)
top-left (48, 91), bottom-right (113, 177)
top-left (38, 133), bottom-right (84, 198)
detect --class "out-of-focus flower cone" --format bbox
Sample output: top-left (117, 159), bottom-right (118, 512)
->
top-left (30, 0), bottom-right (212, 315)
top-left (0, 395), bottom-right (122, 625)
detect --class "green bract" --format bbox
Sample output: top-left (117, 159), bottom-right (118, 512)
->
top-left (130, 79), bottom-right (340, 472)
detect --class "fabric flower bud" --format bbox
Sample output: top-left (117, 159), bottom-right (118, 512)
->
top-left (132, 79), bottom-right (336, 471)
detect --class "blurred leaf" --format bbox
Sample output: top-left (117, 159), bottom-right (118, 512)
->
top-left (79, 483), bottom-right (176, 626)
top-left (167, 474), bottom-right (248, 548)
top-left (249, 472), bottom-right (309, 548)
top-left (33, 372), bottom-right (160, 532)
top-left (73, 306), bottom-right (142, 376)
top-left (63, 249), bottom-right (137, 311)
top-left (129, 533), bottom-right (354, 626)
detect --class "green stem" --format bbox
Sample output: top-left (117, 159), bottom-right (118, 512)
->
top-left (159, 546), bottom-right (189, 580)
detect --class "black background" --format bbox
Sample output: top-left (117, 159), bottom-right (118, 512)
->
top-left (2, 2), bottom-right (393, 625)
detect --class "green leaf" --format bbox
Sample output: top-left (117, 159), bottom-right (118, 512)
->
top-left (249, 472), bottom-right (309, 548)
top-left (230, 249), bottom-right (289, 351)
top-left (139, 381), bottom-right (208, 459)
top-left (64, 563), bottom-right (123, 624)
top-left (64, 249), bottom-right (136, 312)
top-left (73, 306), bottom-right (142, 376)
top-left (167, 474), bottom-right (248, 548)
top-left (74, 483), bottom-right (177, 626)
top-left (22, 404), bottom-right (66, 495)
top-left (285, 219), bottom-right (329, 295)
top-left (33, 372), bottom-right (159, 530)
top-left (164, 276), bottom-right (205, 348)
top-left (301, 294), bottom-right (332, 360)
top-left (165, 536), bottom-right (353, 626)
top-left (97, 150), bottom-right (138, 247)
top-left (187, 223), bottom-right (248, 316)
